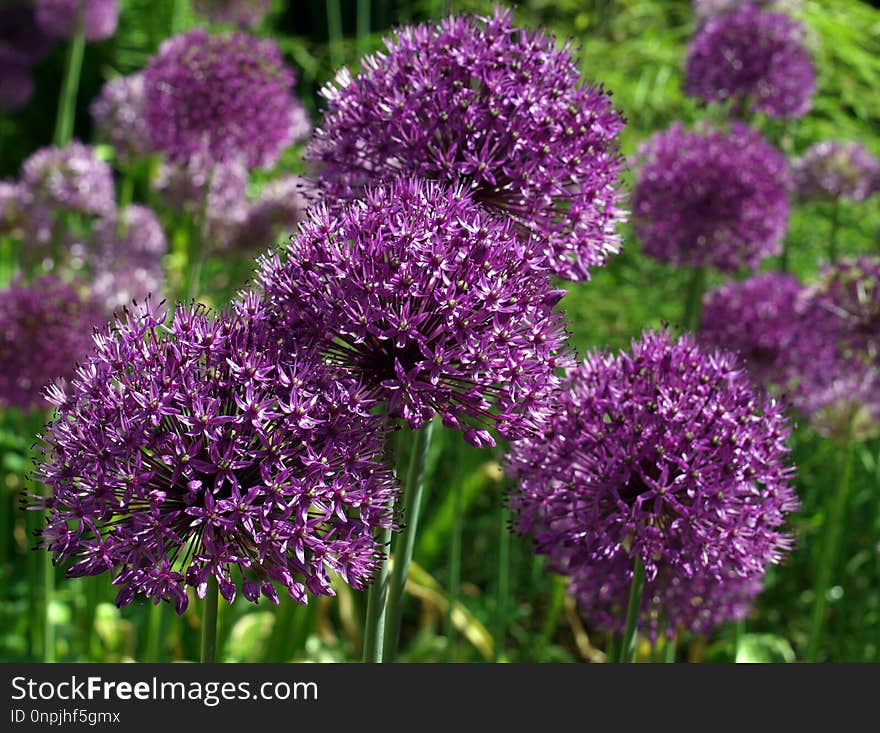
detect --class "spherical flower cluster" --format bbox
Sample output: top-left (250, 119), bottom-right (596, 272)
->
top-left (232, 176), bottom-right (314, 251)
top-left (508, 330), bottom-right (797, 632)
top-left (35, 0), bottom-right (119, 42)
top-left (0, 181), bottom-right (25, 235)
top-left (570, 556), bottom-right (764, 636)
top-left (0, 48), bottom-right (34, 111)
top-left (792, 141), bottom-right (880, 204)
top-left (1, 2), bottom-right (53, 65)
top-left (192, 0), bottom-right (272, 27)
top-left (699, 273), bottom-right (803, 389)
top-left (90, 74), bottom-right (151, 162)
top-left (89, 205), bottom-right (167, 312)
top-left (248, 178), bottom-right (572, 447)
top-left (633, 123), bottom-right (791, 272)
top-left (32, 299), bottom-right (398, 613)
top-left (307, 8), bottom-right (626, 282)
top-left (0, 275), bottom-right (104, 410)
top-left (143, 29), bottom-right (303, 168)
top-left (693, 0), bottom-right (802, 20)
top-left (685, 4), bottom-right (815, 119)
top-left (153, 157), bottom-right (248, 250)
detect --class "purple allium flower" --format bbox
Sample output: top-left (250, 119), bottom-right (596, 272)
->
top-left (0, 275), bottom-right (103, 410)
top-left (570, 556), bottom-right (764, 636)
top-left (0, 49), bottom-right (34, 111)
top-left (0, 181), bottom-right (26, 235)
top-left (89, 205), bottom-right (167, 312)
top-left (31, 299), bottom-right (398, 613)
top-left (153, 157), bottom-right (248, 250)
top-left (143, 29), bottom-right (303, 169)
top-left (307, 8), bottom-right (626, 282)
top-left (633, 123), bottom-right (791, 272)
top-left (699, 273), bottom-right (803, 388)
top-left (685, 5), bottom-right (815, 119)
top-left (231, 175), bottom-right (314, 251)
top-left (35, 0), bottom-right (119, 42)
top-left (508, 330), bottom-right (797, 623)
top-left (90, 73), bottom-right (150, 162)
top-left (793, 141), bottom-right (880, 204)
top-left (191, 0), bottom-right (272, 27)
top-left (693, 0), bottom-right (802, 20)
top-left (247, 178), bottom-right (572, 448)
top-left (0, 2), bottom-right (54, 65)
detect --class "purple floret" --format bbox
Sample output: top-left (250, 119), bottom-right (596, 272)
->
top-left (633, 122), bottom-right (791, 272)
top-left (247, 177), bottom-right (572, 448)
top-left (35, 0), bottom-right (119, 42)
top-left (31, 299), bottom-right (398, 613)
top-left (308, 8), bottom-right (626, 282)
top-left (685, 4), bottom-right (815, 119)
top-left (0, 274), bottom-right (104, 410)
top-left (793, 141), bottom-right (880, 203)
top-left (143, 29), bottom-right (305, 169)
top-left (90, 73), bottom-right (151, 162)
top-left (509, 330), bottom-right (797, 631)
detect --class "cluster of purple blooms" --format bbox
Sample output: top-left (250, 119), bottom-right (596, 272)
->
top-left (248, 178), bottom-right (572, 447)
top-left (685, 3), bottom-right (815, 119)
top-left (793, 141), bottom-right (880, 204)
top-left (143, 29), bottom-right (306, 169)
top-left (693, 0), bottom-right (802, 20)
top-left (0, 275), bottom-right (104, 410)
top-left (508, 330), bottom-right (797, 635)
top-left (90, 73), bottom-right (150, 163)
top-left (192, 0), bottom-right (272, 27)
top-left (308, 7), bottom-right (626, 282)
top-left (31, 300), bottom-right (398, 612)
top-left (0, 2), bottom-right (52, 111)
top-left (35, 0), bottom-right (119, 42)
top-left (632, 122), bottom-right (791, 272)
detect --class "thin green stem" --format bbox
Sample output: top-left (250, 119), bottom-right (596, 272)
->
top-left (327, 0), bottom-right (344, 70)
top-left (53, 1), bottom-right (85, 147)
top-left (42, 546), bottom-right (55, 662)
top-left (445, 477), bottom-right (464, 661)
top-left (733, 618), bottom-right (745, 662)
top-left (383, 422), bottom-right (435, 662)
top-left (362, 525), bottom-right (392, 663)
top-left (200, 576), bottom-right (219, 663)
top-left (493, 506), bottom-right (511, 662)
top-left (828, 199), bottom-right (841, 264)
top-left (682, 267), bottom-right (706, 333)
top-left (664, 630), bottom-right (677, 663)
top-left (616, 554), bottom-right (646, 663)
top-left (806, 434), bottom-right (855, 662)
top-left (356, 0), bottom-right (370, 56)
top-left (145, 601), bottom-right (164, 662)
top-left (186, 168), bottom-right (213, 301)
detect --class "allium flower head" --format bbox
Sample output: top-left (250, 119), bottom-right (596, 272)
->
top-left (308, 8), bottom-right (626, 282)
top-left (35, 0), bottom-right (119, 42)
top-left (144, 29), bottom-right (303, 168)
top-left (153, 157), bottom-right (248, 250)
top-left (231, 175), bottom-right (314, 251)
top-left (685, 4), bottom-right (815, 119)
top-left (248, 178), bottom-right (572, 447)
top-left (0, 181), bottom-right (26, 235)
top-left (509, 330), bottom-right (797, 610)
top-left (90, 74), bottom-right (150, 162)
top-left (699, 273), bottom-right (803, 388)
top-left (1, 2), bottom-right (53, 65)
top-left (793, 141), bottom-right (880, 204)
top-left (0, 275), bottom-right (103, 410)
top-left (0, 49), bottom-right (34, 111)
top-left (633, 122), bottom-right (791, 272)
top-left (192, 0), bottom-right (272, 27)
top-left (32, 300), bottom-right (398, 613)
top-left (90, 205), bottom-right (167, 312)
top-left (570, 556), bottom-right (764, 636)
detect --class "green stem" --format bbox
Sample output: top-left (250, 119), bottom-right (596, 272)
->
top-left (145, 601), bottom-right (164, 662)
top-left (361, 525), bottom-right (392, 662)
top-left (664, 630), bottom-right (677, 663)
top-left (733, 618), bottom-right (745, 662)
top-left (493, 506), bottom-right (511, 662)
top-left (42, 546), bottom-right (55, 662)
top-left (186, 168), bottom-right (213, 301)
top-left (806, 434), bottom-right (855, 662)
top-left (444, 477), bottom-right (464, 661)
top-left (200, 577), bottom-right (219, 663)
top-left (81, 576), bottom-right (100, 661)
top-left (682, 266), bottom-right (706, 333)
top-left (616, 554), bottom-right (646, 663)
top-left (356, 0), bottom-right (370, 56)
top-left (383, 422), bottom-right (435, 662)
top-left (828, 199), bottom-right (841, 264)
top-left (53, 1), bottom-right (85, 147)
top-left (327, 0), bottom-right (344, 70)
